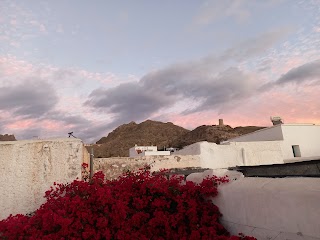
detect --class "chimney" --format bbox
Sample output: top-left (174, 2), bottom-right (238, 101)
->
top-left (270, 116), bottom-right (283, 126)
top-left (219, 119), bottom-right (224, 126)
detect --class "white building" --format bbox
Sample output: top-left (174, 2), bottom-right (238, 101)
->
top-left (225, 123), bottom-right (320, 161)
top-left (129, 145), bottom-right (170, 157)
top-left (175, 123), bottom-right (320, 169)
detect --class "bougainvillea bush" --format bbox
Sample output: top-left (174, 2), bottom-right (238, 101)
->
top-left (0, 166), bottom-right (255, 240)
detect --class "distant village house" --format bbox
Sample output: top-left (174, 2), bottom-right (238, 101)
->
top-left (129, 145), bottom-right (171, 157)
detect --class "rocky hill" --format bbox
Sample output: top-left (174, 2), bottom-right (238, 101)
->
top-left (90, 120), bottom-right (265, 158)
top-left (170, 125), bottom-right (265, 148)
top-left (92, 120), bottom-right (189, 158)
top-left (0, 134), bottom-right (16, 141)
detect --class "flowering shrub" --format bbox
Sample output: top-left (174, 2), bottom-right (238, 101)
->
top-left (0, 168), bottom-right (256, 240)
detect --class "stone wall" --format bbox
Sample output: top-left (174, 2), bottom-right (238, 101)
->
top-left (0, 138), bottom-right (86, 220)
top-left (187, 170), bottom-right (320, 240)
top-left (94, 155), bottom-right (201, 180)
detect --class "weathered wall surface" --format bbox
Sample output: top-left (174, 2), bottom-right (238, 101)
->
top-left (281, 125), bottom-right (320, 160)
top-left (187, 171), bottom-right (320, 240)
top-left (83, 145), bottom-right (90, 169)
top-left (94, 155), bottom-right (201, 179)
top-left (230, 141), bottom-right (284, 166)
top-left (0, 138), bottom-right (85, 220)
top-left (175, 141), bottom-right (284, 169)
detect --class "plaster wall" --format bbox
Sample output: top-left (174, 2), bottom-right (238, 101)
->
top-left (175, 141), bottom-right (283, 169)
top-left (0, 138), bottom-right (84, 220)
top-left (230, 141), bottom-right (284, 166)
top-left (198, 142), bottom-right (243, 169)
top-left (187, 170), bottom-right (320, 240)
top-left (94, 155), bottom-right (201, 180)
top-left (280, 125), bottom-right (320, 160)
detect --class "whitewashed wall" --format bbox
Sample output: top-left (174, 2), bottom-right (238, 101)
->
top-left (187, 170), bottom-right (320, 240)
top-left (0, 138), bottom-right (85, 220)
top-left (281, 125), bottom-right (320, 160)
top-left (175, 141), bottom-right (284, 169)
top-left (143, 151), bottom-right (170, 156)
top-left (230, 141), bottom-right (284, 166)
top-left (227, 124), bottom-right (320, 161)
top-left (199, 142), bottom-right (243, 168)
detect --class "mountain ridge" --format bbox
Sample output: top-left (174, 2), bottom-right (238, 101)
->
top-left (89, 120), bottom-right (265, 158)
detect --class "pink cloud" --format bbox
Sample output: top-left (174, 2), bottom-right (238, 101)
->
top-left (0, 56), bottom-right (34, 79)
top-left (6, 119), bottom-right (36, 130)
top-left (0, 55), bottom-right (121, 88)
top-left (165, 83), bottom-right (320, 130)
top-left (41, 120), bottom-right (66, 131)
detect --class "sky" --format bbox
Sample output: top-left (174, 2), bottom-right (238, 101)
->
top-left (1, 0), bottom-right (320, 143)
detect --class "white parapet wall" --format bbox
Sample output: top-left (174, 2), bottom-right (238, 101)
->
top-left (142, 151), bottom-right (171, 156)
top-left (187, 170), bottom-right (320, 240)
top-left (0, 138), bottom-right (86, 220)
top-left (175, 141), bottom-right (284, 169)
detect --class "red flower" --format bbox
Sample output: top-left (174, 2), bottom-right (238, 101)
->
top-left (0, 169), bottom-right (256, 239)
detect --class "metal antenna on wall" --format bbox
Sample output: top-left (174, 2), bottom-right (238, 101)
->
top-left (68, 132), bottom-right (77, 138)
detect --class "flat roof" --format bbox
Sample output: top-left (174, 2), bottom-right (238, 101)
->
top-left (226, 123), bottom-right (319, 142)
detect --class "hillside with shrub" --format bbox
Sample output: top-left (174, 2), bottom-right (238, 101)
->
top-left (92, 120), bottom-right (189, 158)
top-left (170, 125), bottom-right (265, 149)
top-left (90, 120), bottom-right (264, 158)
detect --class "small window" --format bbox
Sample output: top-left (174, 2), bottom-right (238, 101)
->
top-left (292, 145), bottom-right (301, 157)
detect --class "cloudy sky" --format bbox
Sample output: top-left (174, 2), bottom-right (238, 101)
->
top-left (1, 0), bottom-right (320, 143)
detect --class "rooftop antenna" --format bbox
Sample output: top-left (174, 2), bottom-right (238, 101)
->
top-left (68, 132), bottom-right (77, 138)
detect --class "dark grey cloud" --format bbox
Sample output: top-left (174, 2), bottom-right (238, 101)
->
top-left (85, 82), bottom-right (177, 124)
top-left (277, 59), bottom-right (320, 84)
top-left (85, 64), bottom-right (256, 127)
top-left (0, 81), bottom-right (58, 118)
top-left (79, 122), bottom-right (117, 143)
top-left (82, 28), bottom-right (300, 142)
top-left (85, 29), bottom-right (291, 128)
top-left (16, 128), bottom-right (42, 140)
top-left (45, 111), bottom-right (98, 142)
top-left (142, 66), bottom-right (256, 114)
top-left (260, 59), bottom-right (320, 91)
top-left (0, 118), bottom-right (7, 134)
top-left (42, 111), bottom-right (91, 126)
